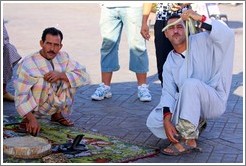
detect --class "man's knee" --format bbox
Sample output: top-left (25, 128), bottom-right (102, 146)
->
top-left (146, 113), bottom-right (167, 139)
top-left (146, 108), bottom-right (163, 128)
top-left (146, 112), bottom-right (155, 128)
top-left (182, 78), bottom-right (202, 92)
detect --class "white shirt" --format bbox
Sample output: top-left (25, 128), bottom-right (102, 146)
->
top-left (160, 19), bottom-right (235, 113)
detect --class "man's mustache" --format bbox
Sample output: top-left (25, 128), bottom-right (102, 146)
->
top-left (172, 33), bottom-right (180, 38)
top-left (47, 51), bottom-right (56, 54)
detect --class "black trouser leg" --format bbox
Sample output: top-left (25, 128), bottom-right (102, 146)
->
top-left (154, 20), bottom-right (173, 86)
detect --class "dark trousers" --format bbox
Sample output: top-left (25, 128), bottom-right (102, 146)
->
top-left (154, 20), bottom-right (173, 86)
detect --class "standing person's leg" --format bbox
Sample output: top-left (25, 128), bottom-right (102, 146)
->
top-left (136, 73), bottom-right (147, 86)
top-left (91, 7), bottom-right (122, 101)
top-left (123, 6), bottom-right (151, 102)
top-left (3, 45), bottom-right (21, 102)
top-left (154, 20), bottom-right (173, 86)
top-left (3, 22), bottom-right (22, 101)
top-left (100, 7), bottom-right (122, 86)
top-left (101, 72), bottom-right (113, 86)
top-left (3, 53), bottom-right (12, 100)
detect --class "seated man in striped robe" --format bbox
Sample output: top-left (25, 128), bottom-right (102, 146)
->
top-left (14, 27), bottom-right (90, 136)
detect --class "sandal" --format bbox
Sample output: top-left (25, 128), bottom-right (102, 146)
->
top-left (51, 113), bottom-right (74, 127)
top-left (161, 139), bottom-right (201, 156)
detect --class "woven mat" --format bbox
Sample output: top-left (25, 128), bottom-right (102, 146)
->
top-left (3, 117), bottom-right (158, 163)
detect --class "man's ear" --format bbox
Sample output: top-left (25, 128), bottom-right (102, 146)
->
top-left (164, 31), bottom-right (168, 38)
top-left (60, 43), bottom-right (63, 49)
top-left (40, 40), bottom-right (43, 47)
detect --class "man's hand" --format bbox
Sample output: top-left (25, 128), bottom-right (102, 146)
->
top-left (181, 9), bottom-right (202, 22)
top-left (170, 3), bottom-right (182, 12)
top-left (44, 71), bottom-right (68, 83)
top-left (141, 3), bottom-right (153, 41)
top-left (25, 112), bottom-right (41, 136)
top-left (163, 114), bottom-right (179, 143)
top-left (141, 23), bottom-right (151, 40)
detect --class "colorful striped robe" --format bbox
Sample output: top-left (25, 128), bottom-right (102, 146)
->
top-left (14, 51), bottom-right (90, 117)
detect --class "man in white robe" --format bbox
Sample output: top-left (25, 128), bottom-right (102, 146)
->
top-left (146, 9), bottom-right (234, 155)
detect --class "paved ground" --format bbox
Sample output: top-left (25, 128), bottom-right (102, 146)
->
top-left (2, 2), bottom-right (244, 164)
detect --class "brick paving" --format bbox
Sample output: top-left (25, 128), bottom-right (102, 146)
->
top-left (2, 2), bottom-right (244, 164)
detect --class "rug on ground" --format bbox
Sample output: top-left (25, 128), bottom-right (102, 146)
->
top-left (3, 117), bottom-right (158, 163)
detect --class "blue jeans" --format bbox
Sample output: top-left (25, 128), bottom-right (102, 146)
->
top-left (99, 6), bottom-right (149, 73)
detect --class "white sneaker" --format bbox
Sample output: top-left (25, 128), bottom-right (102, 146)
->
top-left (138, 84), bottom-right (152, 102)
top-left (91, 83), bottom-right (112, 101)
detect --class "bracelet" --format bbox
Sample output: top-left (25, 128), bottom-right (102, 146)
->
top-left (201, 15), bottom-right (206, 22)
top-left (163, 112), bottom-right (172, 119)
